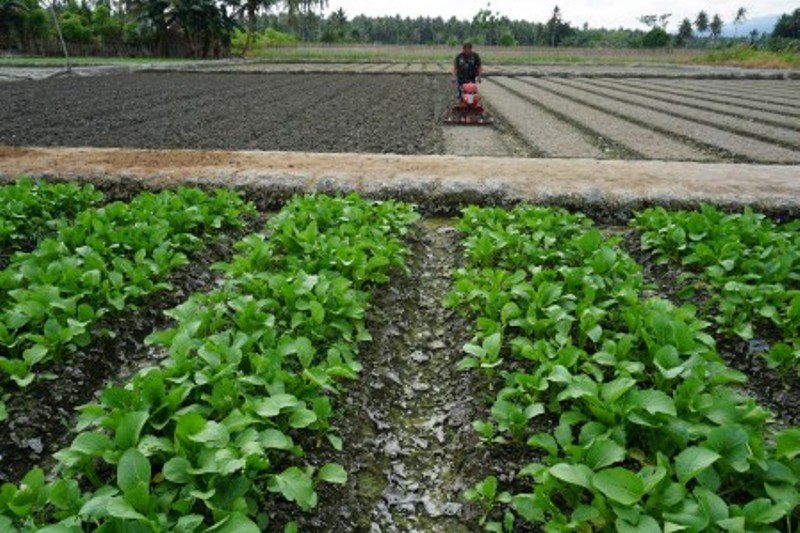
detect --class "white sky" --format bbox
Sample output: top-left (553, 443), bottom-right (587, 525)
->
top-left (322, 1), bottom-right (793, 30)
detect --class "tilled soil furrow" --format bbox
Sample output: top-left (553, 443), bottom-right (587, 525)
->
top-left (0, 224), bottom-right (256, 483)
top-left (0, 73), bottom-right (451, 155)
top-left (557, 78), bottom-right (800, 149)
top-left (522, 77), bottom-right (800, 163)
top-left (495, 76), bottom-right (713, 161)
top-left (666, 80), bottom-right (800, 109)
top-left (89, 74), bottom-right (317, 149)
top-left (480, 80), bottom-right (607, 158)
top-left (728, 80), bottom-right (800, 101)
top-left (300, 220), bottom-right (490, 532)
top-left (618, 79), bottom-right (800, 119)
top-left (0, 73), bottom-right (302, 147)
top-left (594, 78), bottom-right (800, 129)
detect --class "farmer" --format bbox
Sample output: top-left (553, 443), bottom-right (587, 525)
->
top-left (453, 42), bottom-right (482, 100)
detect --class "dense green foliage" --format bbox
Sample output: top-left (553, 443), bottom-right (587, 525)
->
top-left (0, 194), bottom-right (418, 531)
top-left (448, 205), bottom-right (800, 531)
top-left (634, 205), bottom-right (800, 375)
top-left (0, 179), bottom-right (102, 256)
top-left (7, 1), bottom-right (798, 56)
top-left (0, 187), bottom-right (253, 402)
top-left (773, 8), bottom-right (800, 39)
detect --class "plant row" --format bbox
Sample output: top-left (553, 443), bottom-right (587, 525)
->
top-left (447, 205), bottom-right (800, 532)
top-left (0, 179), bottom-right (103, 255)
top-left (0, 187), bottom-right (254, 420)
top-left (633, 205), bottom-right (800, 375)
top-left (0, 194), bottom-right (419, 532)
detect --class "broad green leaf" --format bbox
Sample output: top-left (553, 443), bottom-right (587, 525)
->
top-left (741, 498), bottom-right (790, 525)
top-left (189, 421), bottom-right (229, 447)
top-left (705, 425), bottom-right (750, 473)
top-left (117, 448), bottom-right (151, 512)
top-left (592, 468), bottom-right (644, 506)
top-left (174, 514), bottom-right (204, 532)
top-left (512, 494), bottom-right (543, 522)
top-left (288, 408), bottom-right (317, 429)
top-left (268, 467), bottom-right (317, 512)
top-left (635, 390), bottom-right (677, 417)
top-left (318, 463), bottom-right (347, 484)
top-left (694, 487), bottom-right (729, 522)
top-left (206, 512), bottom-right (260, 533)
top-left (80, 495), bottom-right (145, 521)
top-left (602, 377), bottom-right (636, 403)
top-left (585, 438), bottom-right (626, 470)
top-left (253, 394), bottom-right (299, 418)
top-left (114, 411), bottom-right (149, 449)
top-left (326, 433), bottom-right (343, 451)
top-left (262, 429), bottom-right (294, 450)
top-left (71, 432), bottom-right (111, 456)
top-left (550, 463), bottom-right (593, 489)
top-left (616, 515), bottom-right (661, 533)
top-left (776, 428), bottom-right (800, 460)
top-left (162, 456), bottom-right (192, 483)
top-left (675, 447), bottom-right (720, 484)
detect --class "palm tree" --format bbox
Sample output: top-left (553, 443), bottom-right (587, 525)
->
top-left (229, 0), bottom-right (278, 56)
top-left (733, 7), bottom-right (747, 38)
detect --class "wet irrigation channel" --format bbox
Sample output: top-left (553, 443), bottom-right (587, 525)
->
top-left (288, 219), bottom-right (509, 532)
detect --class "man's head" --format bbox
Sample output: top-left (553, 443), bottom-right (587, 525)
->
top-left (462, 42), bottom-right (473, 56)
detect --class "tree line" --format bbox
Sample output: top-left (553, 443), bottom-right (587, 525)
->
top-left (1, 0), bottom-right (799, 58)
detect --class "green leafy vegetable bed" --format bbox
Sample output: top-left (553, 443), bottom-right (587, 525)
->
top-left (633, 205), bottom-right (800, 376)
top-left (0, 187), bottom-right (254, 421)
top-left (0, 194), bottom-right (418, 532)
top-left (0, 179), bottom-right (103, 260)
top-left (447, 205), bottom-right (800, 532)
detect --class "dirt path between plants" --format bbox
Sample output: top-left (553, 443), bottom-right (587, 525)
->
top-left (296, 219), bottom-right (490, 531)
top-left (2, 146), bottom-right (800, 218)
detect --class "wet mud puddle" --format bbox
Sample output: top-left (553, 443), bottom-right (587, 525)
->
top-left (306, 219), bottom-right (485, 532)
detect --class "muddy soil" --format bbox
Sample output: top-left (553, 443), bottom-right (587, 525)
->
top-left (619, 229), bottom-right (800, 428)
top-left (0, 72), bottom-right (451, 155)
top-left (0, 221), bottom-right (260, 483)
top-left (278, 220), bottom-right (521, 532)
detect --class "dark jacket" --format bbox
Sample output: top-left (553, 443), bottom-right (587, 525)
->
top-left (454, 52), bottom-right (481, 83)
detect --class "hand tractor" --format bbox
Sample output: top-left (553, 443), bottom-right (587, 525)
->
top-left (444, 81), bottom-right (494, 126)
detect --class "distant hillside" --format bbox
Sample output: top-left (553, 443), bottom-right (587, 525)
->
top-left (720, 14), bottom-right (779, 37)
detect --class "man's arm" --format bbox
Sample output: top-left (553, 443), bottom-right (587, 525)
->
top-left (476, 54), bottom-right (483, 80)
top-left (453, 55), bottom-right (459, 78)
